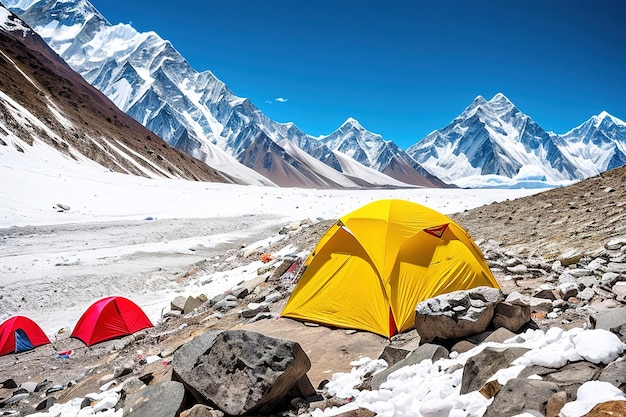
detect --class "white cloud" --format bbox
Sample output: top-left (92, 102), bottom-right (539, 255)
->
top-left (275, 97), bottom-right (287, 103)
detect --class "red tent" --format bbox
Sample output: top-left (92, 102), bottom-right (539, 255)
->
top-left (0, 316), bottom-right (50, 356)
top-left (71, 296), bottom-right (153, 346)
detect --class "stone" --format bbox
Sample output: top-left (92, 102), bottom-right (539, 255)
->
top-left (180, 404), bottom-right (224, 417)
top-left (559, 250), bottom-right (584, 266)
top-left (371, 343), bottom-right (449, 390)
top-left (584, 400), bottom-right (626, 417)
top-left (542, 362), bottom-right (602, 399)
top-left (606, 237), bottom-right (626, 251)
top-left (240, 304), bottom-right (270, 318)
top-left (123, 381), bottom-right (185, 417)
top-left (451, 340), bottom-right (476, 354)
top-left (598, 357), bottom-right (626, 390)
top-left (213, 295), bottom-right (238, 312)
top-left (460, 347), bottom-right (530, 394)
top-left (507, 264), bottom-right (528, 274)
top-left (230, 287), bottom-right (249, 299)
top-left (546, 391), bottom-right (567, 417)
top-left (172, 330), bottom-right (311, 416)
top-left (612, 282), bottom-right (626, 302)
top-left (171, 296), bottom-right (186, 312)
top-left (333, 408), bottom-right (376, 417)
top-left (378, 345), bottom-right (411, 367)
top-left (505, 291), bottom-right (531, 306)
top-left (532, 288), bottom-right (557, 301)
top-left (558, 282), bottom-right (579, 299)
top-left (529, 297), bottom-right (554, 313)
top-left (483, 379), bottom-right (559, 417)
top-left (492, 302), bottom-right (531, 332)
top-left (601, 272), bottom-right (620, 286)
top-left (578, 287), bottom-right (596, 302)
top-left (183, 296), bottom-right (205, 314)
top-left (414, 287), bottom-right (503, 343)
top-left (479, 380), bottom-right (502, 399)
top-left (483, 327), bottom-right (517, 343)
top-left (605, 262), bottom-right (626, 274)
top-left (589, 307), bottom-right (626, 330)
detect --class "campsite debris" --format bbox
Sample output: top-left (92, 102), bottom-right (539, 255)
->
top-left (260, 252), bottom-right (274, 263)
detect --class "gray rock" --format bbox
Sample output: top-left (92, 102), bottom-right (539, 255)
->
top-left (183, 296), bottom-right (205, 314)
top-left (557, 272), bottom-right (577, 285)
top-left (171, 296), bottom-right (186, 312)
top-left (606, 237), bottom-right (626, 251)
top-left (213, 295), bottom-right (238, 312)
top-left (378, 345), bottom-right (411, 368)
top-left (605, 262), bottom-right (626, 274)
top-left (230, 287), bottom-right (249, 299)
top-left (460, 347), bottom-right (530, 394)
top-left (529, 297), bottom-right (554, 313)
top-left (588, 307), bottom-right (626, 331)
top-left (371, 343), bottom-right (449, 390)
top-left (507, 264), bottom-right (528, 274)
top-left (559, 250), bottom-right (583, 266)
top-left (173, 330), bottom-right (311, 416)
top-left (540, 362), bottom-right (602, 399)
top-left (492, 302), bottom-right (531, 333)
top-left (414, 287), bottom-right (503, 343)
top-left (598, 357), bottom-right (626, 390)
top-left (483, 378), bottom-right (559, 417)
top-left (123, 381), bottom-right (185, 417)
top-left (578, 287), bottom-right (596, 302)
top-left (601, 272), bottom-right (621, 286)
top-left (613, 282), bottom-right (626, 302)
top-left (181, 404), bottom-right (224, 417)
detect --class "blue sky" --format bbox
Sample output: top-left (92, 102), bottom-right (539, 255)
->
top-left (89, 0), bottom-right (625, 149)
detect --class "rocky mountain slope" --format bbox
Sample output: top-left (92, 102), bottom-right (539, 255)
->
top-left (450, 164), bottom-right (626, 257)
top-left (0, 6), bottom-right (231, 184)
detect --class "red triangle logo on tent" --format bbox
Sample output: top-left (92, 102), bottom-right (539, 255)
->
top-left (424, 223), bottom-right (448, 238)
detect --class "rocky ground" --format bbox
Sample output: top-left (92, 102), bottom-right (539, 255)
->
top-left (0, 166), bottom-right (625, 416)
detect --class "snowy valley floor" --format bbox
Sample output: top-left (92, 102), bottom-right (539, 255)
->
top-left (0, 158), bottom-right (541, 336)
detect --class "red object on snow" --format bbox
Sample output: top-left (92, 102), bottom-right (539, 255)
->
top-left (0, 316), bottom-right (50, 356)
top-left (71, 296), bottom-right (153, 346)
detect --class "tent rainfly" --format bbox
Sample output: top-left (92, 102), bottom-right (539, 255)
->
top-left (0, 316), bottom-right (50, 356)
top-left (281, 199), bottom-right (500, 338)
top-left (71, 296), bottom-right (153, 346)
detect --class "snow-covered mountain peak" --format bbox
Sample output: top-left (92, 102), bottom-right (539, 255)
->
top-left (0, 5), bottom-right (31, 35)
top-left (458, 94), bottom-right (516, 121)
top-left (595, 111), bottom-right (625, 128)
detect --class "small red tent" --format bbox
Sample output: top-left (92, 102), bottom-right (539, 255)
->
top-left (71, 296), bottom-right (153, 346)
top-left (0, 316), bottom-right (50, 356)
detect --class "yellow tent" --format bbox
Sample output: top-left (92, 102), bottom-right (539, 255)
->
top-left (281, 199), bottom-right (500, 338)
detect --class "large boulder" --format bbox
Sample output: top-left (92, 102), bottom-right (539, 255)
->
top-left (172, 329), bottom-right (311, 416)
top-left (414, 286), bottom-right (503, 343)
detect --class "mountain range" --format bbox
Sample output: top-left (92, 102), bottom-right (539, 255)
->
top-left (3, 0), bottom-right (626, 189)
top-left (0, 4), bottom-right (231, 185)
